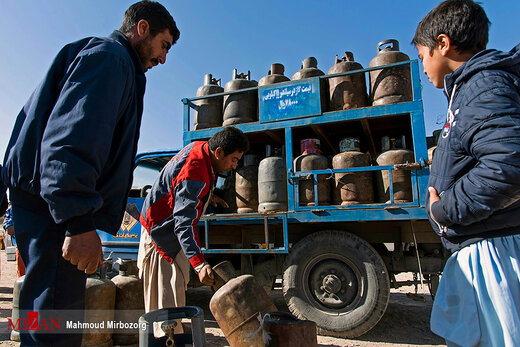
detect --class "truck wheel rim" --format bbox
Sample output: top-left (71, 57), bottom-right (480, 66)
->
top-left (304, 254), bottom-right (363, 311)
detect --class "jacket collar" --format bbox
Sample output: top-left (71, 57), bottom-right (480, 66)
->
top-left (202, 142), bottom-right (216, 182)
top-left (109, 30), bottom-right (145, 76)
top-left (444, 43), bottom-right (520, 99)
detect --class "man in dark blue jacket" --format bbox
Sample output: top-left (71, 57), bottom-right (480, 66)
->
top-left (413, 0), bottom-right (520, 345)
top-left (0, 1), bottom-right (179, 346)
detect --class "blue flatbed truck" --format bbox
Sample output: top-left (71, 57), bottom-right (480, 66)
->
top-left (100, 59), bottom-right (446, 338)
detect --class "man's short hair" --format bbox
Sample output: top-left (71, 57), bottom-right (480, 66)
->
top-left (412, 0), bottom-right (489, 54)
top-left (120, 1), bottom-right (180, 44)
top-left (208, 127), bottom-right (250, 156)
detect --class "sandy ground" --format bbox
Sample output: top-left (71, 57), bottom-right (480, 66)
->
top-left (0, 249), bottom-right (446, 346)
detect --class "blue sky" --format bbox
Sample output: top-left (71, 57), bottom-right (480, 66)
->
top-left (1, 1), bottom-right (519, 157)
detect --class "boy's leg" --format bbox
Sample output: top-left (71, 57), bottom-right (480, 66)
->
top-left (12, 203), bottom-right (87, 347)
top-left (430, 248), bottom-right (481, 346)
top-left (432, 235), bottom-right (520, 347)
top-left (473, 235), bottom-right (520, 346)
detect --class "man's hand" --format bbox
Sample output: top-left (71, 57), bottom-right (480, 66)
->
top-left (211, 195), bottom-right (229, 209)
top-left (6, 225), bottom-right (14, 236)
top-left (428, 187), bottom-right (441, 222)
top-left (62, 230), bottom-right (104, 274)
top-left (198, 264), bottom-right (215, 286)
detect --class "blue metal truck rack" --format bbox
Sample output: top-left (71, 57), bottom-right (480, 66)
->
top-left (178, 59), bottom-right (445, 338)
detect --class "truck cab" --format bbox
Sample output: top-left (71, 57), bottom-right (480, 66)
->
top-left (98, 151), bottom-right (178, 260)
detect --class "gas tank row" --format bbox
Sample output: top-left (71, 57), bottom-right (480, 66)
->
top-left (194, 39), bottom-right (412, 130)
top-left (222, 136), bottom-right (415, 215)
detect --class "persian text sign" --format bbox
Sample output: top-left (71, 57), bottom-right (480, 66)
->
top-left (259, 77), bottom-right (321, 122)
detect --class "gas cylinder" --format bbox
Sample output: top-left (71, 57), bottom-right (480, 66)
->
top-left (110, 259), bottom-right (144, 346)
top-left (332, 138), bottom-right (374, 205)
top-left (291, 57), bottom-right (325, 80)
top-left (236, 154), bottom-right (259, 213)
top-left (292, 57), bottom-right (329, 112)
top-left (293, 139), bottom-right (330, 206)
top-left (327, 52), bottom-right (368, 111)
top-left (212, 260), bottom-right (240, 291)
top-left (10, 275), bottom-right (24, 342)
top-left (209, 275), bottom-right (277, 347)
top-left (193, 73), bottom-right (224, 130)
top-left (223, 174), bottom-right (238, 213)
top-left (258, 146), bottom-right (287, 212)
top-left (258, 63), bottom-right (290, 86)
top-left (223, 69), bottom-right (258, 126)
top-left (376, 136), bottom-right (414, 203)
top-left (369, 39), bottom-right (412, 106)
top-left (263, 312), bottom-right (318, 347)
top-left (82, 270), bottom-right (116, 347)
top-left (139, 307), bottom-right (206, 347)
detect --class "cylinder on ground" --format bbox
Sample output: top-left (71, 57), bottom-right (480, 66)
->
top-left (209, 275), bottom-right (277, 347)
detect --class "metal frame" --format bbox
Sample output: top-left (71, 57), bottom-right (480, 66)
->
top-left (183, 60), bottom-right (429, 254)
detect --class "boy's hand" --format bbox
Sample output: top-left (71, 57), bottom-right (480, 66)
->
top-left (198, 264), bottom-right (215, 286)
top-left (62, 230), bottom-right (104, 274)
top-left (211, 195), bottom-right (229, 209)
top-left (428, 187), bottom-right (441, 222)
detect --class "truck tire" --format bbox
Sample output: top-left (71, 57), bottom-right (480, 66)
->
top-left (282, 230), bottom-right (390, 338)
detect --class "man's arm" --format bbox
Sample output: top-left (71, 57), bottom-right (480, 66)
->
top-left (39, 51), bottom-right (132, 273)
top-left (172, 178), bottom-right (214, 285)
top-left (39, 51), bottom-right (132, 235)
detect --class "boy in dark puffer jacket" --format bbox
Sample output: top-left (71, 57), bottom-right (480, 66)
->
top-left (413, 0), bottom-right (520, 346)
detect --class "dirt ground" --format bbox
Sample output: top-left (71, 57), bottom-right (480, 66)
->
top-left (0, 249), bottom-right (445, 346)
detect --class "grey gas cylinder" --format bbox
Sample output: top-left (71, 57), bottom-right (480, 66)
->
top-left (110, 259), bottom-right (144, 346)
top-left (10, 275), bottom-right (24, 342)
top-left (258, 147), bottom-right (287, 212)
top-left (81, 271), bottom-right (116, 347)
top-left (193, 73), bottom-right (224, 130)
top-left (223, 69), bottom-right (258, 126)
top-left (292, 57), bottom-right (329, 112)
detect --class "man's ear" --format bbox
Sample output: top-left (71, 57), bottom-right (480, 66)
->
top-left (437, 34), bottom-right (452, 56)
top-left (136, 19), bottom-right (150, 38)
top-left (215, 147), bottom-right (224, 160)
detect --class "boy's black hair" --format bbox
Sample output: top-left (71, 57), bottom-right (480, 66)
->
top-left (208, 127), bottom-right (250, 156)
top-left (120, 1), bottom-right (180, 44)
top-left (412, 0), bottom-right (490, 54)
